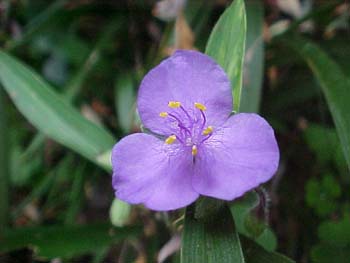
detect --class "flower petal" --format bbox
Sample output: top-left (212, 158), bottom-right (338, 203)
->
top-left (138, 50), bottom-right (232, 135)
top-left (112, 133), bottom-right (199, 211)
top-left (192, 113), bottom-right (279, 200)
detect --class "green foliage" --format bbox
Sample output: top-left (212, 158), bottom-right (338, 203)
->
top-left (114, 73), bottom-right (136, 134)
top-left (181, 204), bottom-right (245, 263)
top-left (241, 236), bottom-right (295, 263)
top-left (280, 36), bottom-right (350, 171)
top-left (311, 216), bottom-right (350, 263)
top-left (306, 174), bottom-right (341, 217)
top-left (230, 191), bottom-right (277, 251)
top-left (205, 0), bottom-right (247, 112)
top-left (0, 223), bottom-right (141, 259)
top-left (1, 0), bottom-right (350, 262)
top-left (304, 123), bottom-right (347, 172)
top-left (240, 0), bottom-right (264, 113)
top-left (0, 51), bottom-right (115, 171)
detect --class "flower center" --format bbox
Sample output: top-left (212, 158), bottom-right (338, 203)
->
top-left (159, 101), bottom-right (214, 156)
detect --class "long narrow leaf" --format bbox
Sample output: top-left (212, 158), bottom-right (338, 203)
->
top-left (279, 36), bottom-right (350, 170)
top-left (0, 223), bottom-right (141, 259)
top-left (240, 0), bottom-right (264, 113)
top-left (0, 51), bottom-right (115, 170)
top-left (181, 205), bottom-right (245, 263)
top-left (241, 235), bottom-right (295, 263)
top-left (205, 0), bottom-right (247, 112)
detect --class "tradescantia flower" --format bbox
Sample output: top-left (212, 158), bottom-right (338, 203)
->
top-left (111, 50), bottom-right (279, 211)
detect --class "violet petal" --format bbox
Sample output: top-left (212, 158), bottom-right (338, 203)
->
top-left (192, 113), bottom-right (280, 200)
top-left (112, 133), bottom-right (199, 211)
top-left (137, 50), bottom-right (232, 135)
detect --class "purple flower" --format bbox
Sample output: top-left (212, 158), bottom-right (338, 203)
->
top-left (112, 50), bottom-right (279, 211)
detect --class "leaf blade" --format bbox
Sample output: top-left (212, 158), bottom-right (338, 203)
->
top-left (205, 0), bottom-right (247, 112)
top-left (0, 51), bottom-right (115, 170)
top-left (0, 223), bottom-right (141, 259)
top-left (181, 204), bottom-right (245, 263)
top-left (240, 0), bottom-right (264, 113)
top-left (241, 235), bottom-right (295, 263)
top-left (279, 36), bottom-right (350, 170)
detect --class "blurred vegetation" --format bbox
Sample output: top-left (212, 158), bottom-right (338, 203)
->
top-left (0, 0), bottom-right (349, 262)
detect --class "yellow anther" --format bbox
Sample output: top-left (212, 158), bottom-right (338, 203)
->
top-left (202, 126), bottom-right (214, 135)
top-left (165, 135), bottom-right (177, 144)
top-left (194, 102), bottom-right (207, 111)
top-left (159, 112), bottom-right (168, 117)
top-left (192, 145), bottom-right (198, 156)
top-left (168, 101), bottom-right (181, 108)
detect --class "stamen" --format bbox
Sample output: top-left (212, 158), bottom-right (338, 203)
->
top-left (165, 135), bottom-right (177, 144)
top-left (202, 126), bottom-right (214, 135)
top-left (199, 109), bottom-right (207, 129)
top-left (168, 113), bottom-right (191, 136)
top-left (191, 145), bottom-right (198, 156)
top-left (200, 134), bottom-right (213, 143)
top-left (194, 102), bottom-right (207, 111)
top-left (159, 112), bottom-right (168, 117)
top-left (168, 101), bottom-right (181, 108)
top-left (180, 106), bottom-right (193, 124)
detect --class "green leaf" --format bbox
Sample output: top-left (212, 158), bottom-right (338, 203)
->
top-left (311, 244), bottom-right (350, 263)
top-left (306, 174), bottom-right (341, 217)
top-left (0, 223), bottom-right (141, 259)
top-left (181, 204), bottom-right (245, 263)
top-left (230, 192), bottom-right (260, 235)
top-left (318, 216), bottom-right (350, 246)
top-left (304, 123), bottom-right (347, 172)
top-left (205, 0), bottom-right (247, 112)
top-left (115, 73), bottom-right (136, 133)
top-left (311, 216), bottom-right (350, 263)
top-left (241, 235), bottom-right (295, 263)
top-left (240, 0), bottom-right (264, 113)
top-left (230, 191), bottom-right (277, 251)
top-left (0, 51), bottom-right (115, 171)
top-left (279, 36), bottom-right (350, 170)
